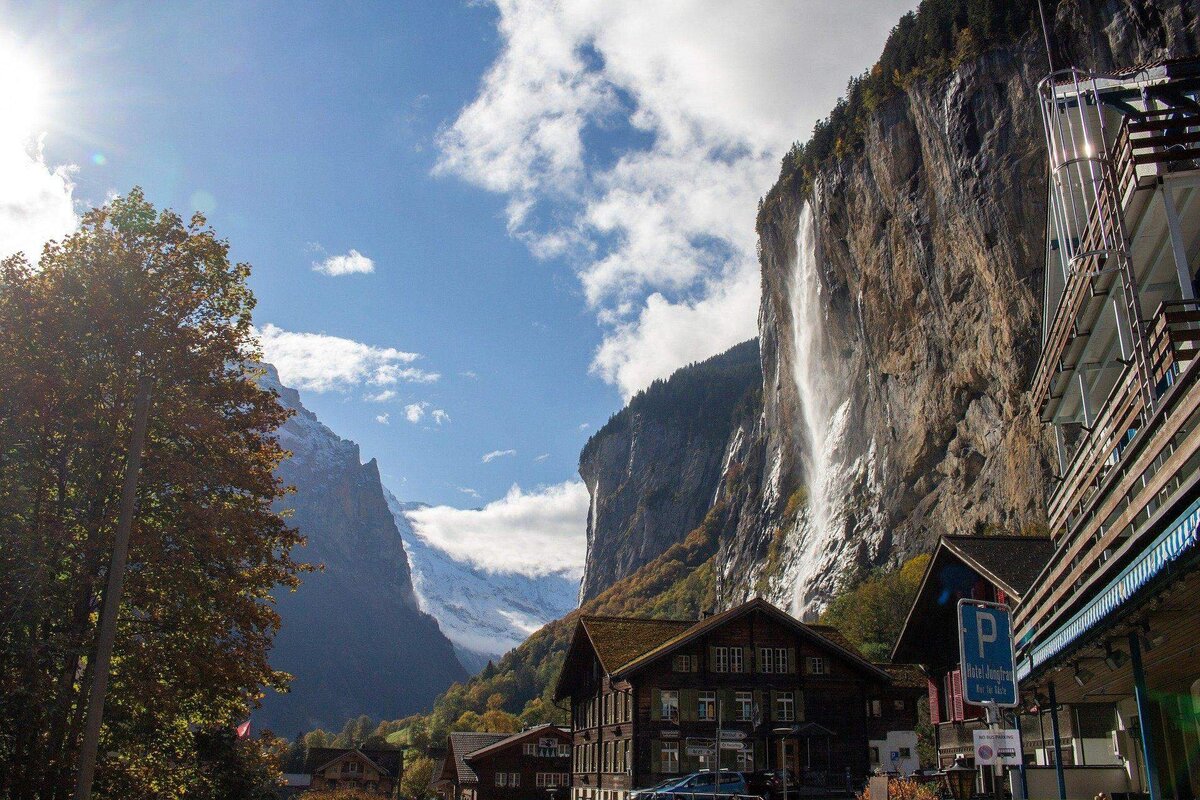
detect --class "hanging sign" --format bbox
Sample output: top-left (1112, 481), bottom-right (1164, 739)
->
top-left (973, 730), bottom-right (1022, 766)
top-left (958, 600), bottom-right (1019, 707)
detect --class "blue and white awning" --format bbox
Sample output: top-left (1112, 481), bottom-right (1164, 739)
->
top-left (1018, 495), bottom-right (1200, 680)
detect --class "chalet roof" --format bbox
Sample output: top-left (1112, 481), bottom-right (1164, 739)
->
top-left (464, 724), bottom-right (569, 763)
top-left (876, 662), bottom-right (926, 691)
top-left (447, 732), bottom-right (509, 784)
top-left (303, 747), bottom-right (402, 777)
top-left (890, 534), bottom-right (1054, 666)
top-left (940, 535), bottom-right (1055, 600)
top-left (612, 598), bottom-right (891, 682)
top-left (578, 615), bottom-right (696, 674)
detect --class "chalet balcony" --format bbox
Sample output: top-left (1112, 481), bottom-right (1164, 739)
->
top-left (1031, 109), bottom-right (1200, 415)
top-left (1016, 300), bottom-right (1200, 650)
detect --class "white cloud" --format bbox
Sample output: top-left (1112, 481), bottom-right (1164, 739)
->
top-left (0, 134), bottom-right (78, 262)
top-left (375, 413), bottom-right (390, 425)
top-left (365, 389), bottom-right (397, 403)
top-left (534, 453), bottom-right (550, 462)
top-left (257, 323), bottom-right (439, 392)
top-left (313, 248), bottom-right (375, 276)
top-left (578, 422), bottom-right (590, 431)
top-left (438, 0), bottom-right (912, 397)
top-left (482, 448), bottom-right (517, 463)
top-left (405, 402), bottom-right (429, 423)
top-left (406, 481), bottom-right (590, 577)
top-left (432, 409), bottom-right (450, 425)
top-left (458, 486), bottom-right (481, 498)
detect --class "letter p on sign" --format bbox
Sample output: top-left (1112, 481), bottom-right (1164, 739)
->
top-left (976, 611), bottom-right (997, 659)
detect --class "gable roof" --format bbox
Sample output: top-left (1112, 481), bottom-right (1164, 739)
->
top-left (303, 747), bottom-right (402, 777)
top-left (464, 724), bottom-right (570, 763)
top-left (447, 732), bottom-right (509, 784)
top-left (876, 662), bottom-right (926, 691)
top-left (940, 535), bottom-right (1054, 600)
top-left (611, 598), bottom-right (891, 681)
top-left (890, 534), bottom-right (1053, 665)
top-left (579, 616), bottom-right (696, 674)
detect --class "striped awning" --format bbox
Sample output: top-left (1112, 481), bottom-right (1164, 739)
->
top-left (1018, 495), bottom-right (1200, 680)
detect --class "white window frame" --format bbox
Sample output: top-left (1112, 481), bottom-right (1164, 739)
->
top-left (759, 647), bottom-right (774, 673)
top-left (776, 648), bottom-right (789, 674)
top-left (524, 743), bottom-right (536, 756)
top-left (735, 691), bottom-right (753, 721)
top-left (713, 646), bottom-right (729, 673)
top-left (673, 654), bottom-right (690, 672)
top-left (662, 742), bottom-right (680, 774)
top-left (730, 647), bottom-right (744, 673)
top-left (661, 690), bottom-right (679, 721)
top-left (808, 656), bottom-right (827, 675)
top-left (698, 690), bottom-right (716, 721)
top-left (776, 691), bottom-right (795, 722)
top-left (736, 744), bottom-right (755, 771)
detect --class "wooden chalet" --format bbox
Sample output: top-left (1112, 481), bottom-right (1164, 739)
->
top-left (553, 598), bottom-right (923, 800)
top-left (434, 726), bottom-right (572, 800)
top-left (301, 746), bottom-right (403, 797)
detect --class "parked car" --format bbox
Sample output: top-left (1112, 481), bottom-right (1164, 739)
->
top-left (746, 769), bottom-right (799, 800)
top-left (631, 771), bottom-right (750, 799)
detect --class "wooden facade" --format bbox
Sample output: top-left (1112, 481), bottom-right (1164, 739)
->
top-left (555, 599), bottom-right (922, 800)
top-left (303, 747), bottom-right (402, 797)
top-left (437, 726), bottom-right (572, 800)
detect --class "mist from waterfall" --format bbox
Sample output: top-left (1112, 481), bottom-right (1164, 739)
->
top-left (787, 201), bottom-right (853, 618)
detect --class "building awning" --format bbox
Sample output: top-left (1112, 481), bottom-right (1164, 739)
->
top-left (1018, 495), bottom-right (1200, 680)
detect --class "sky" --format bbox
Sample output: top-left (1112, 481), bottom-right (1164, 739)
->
top-left (1, 0), bottom-right (913, 579)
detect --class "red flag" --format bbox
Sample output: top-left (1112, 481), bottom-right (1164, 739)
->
top-left (236, 720), bottom-right (251, 739)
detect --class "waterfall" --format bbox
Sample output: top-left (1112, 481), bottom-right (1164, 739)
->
top-left (786, 201), bottom-right (853, 618)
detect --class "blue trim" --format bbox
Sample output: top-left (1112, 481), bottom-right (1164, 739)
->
top-left (1018, 495), bottom-right (1200, 679)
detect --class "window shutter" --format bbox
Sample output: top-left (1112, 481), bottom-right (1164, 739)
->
top-left (651, 690), bottom-right (662, 721)
top-left (787, 648), bottom-right (797, 673)
top-left (709, 646), bottom-right (717, 671)
top-left (769, 689), bottom-right (779, 721)
top-left (680, 689), bottom-right (697, 722)
top-left (796, 691), bottom-right (806, 722)
top-left (721, 690), bottom-right (736, 721)
top-left (928, 677), bottom-right (941, 725)
top-left (951, 669), bottom-right (964, 721)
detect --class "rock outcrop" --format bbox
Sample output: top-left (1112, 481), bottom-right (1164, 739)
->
top-left (256, 365), bottom-right (466, 733)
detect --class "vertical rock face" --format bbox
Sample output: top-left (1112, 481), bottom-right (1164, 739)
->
top-left (577, 340), bottom-right (761, 602)
top-left (256, 365), bottom-right (466, 734)
top-left (575, 1), bottom-right (1200, 620)
top-left (749, 1), bottom-right (1200, 616)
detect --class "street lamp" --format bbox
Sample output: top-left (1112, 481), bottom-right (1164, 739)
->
top-left (943, 755), bottom-right (975, 800)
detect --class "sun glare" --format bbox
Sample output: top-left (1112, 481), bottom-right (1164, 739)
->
top-left (0, 40), bottom-right (52, 143)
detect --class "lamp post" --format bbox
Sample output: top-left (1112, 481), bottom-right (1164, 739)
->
top-left (944, 755), bottom-right (975, 800)
top-left (773, 726), bottom-right (799, 800)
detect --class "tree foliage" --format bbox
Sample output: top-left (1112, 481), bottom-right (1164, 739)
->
top-left (0, 189), bottom-right (304, 798)
top-left (401, 755), bottom-right (438, 800)
top-left (819, 555), bottom-right (930, 662)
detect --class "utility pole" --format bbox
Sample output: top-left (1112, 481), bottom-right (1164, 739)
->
top-left (74, 376), bottom-right (153, 800)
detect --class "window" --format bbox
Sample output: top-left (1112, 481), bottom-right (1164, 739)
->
top-left (730, 647), bottom-right (744, 673)
top-left (524, 743), bottom-right (537, 756)
top-left (343, 760), bottom-right (361, 774)
top-left (497, 774), bottom-right (508, 787)
top-left (899, 747), bottom-right (911, 759)
top-left (672, 654), bottom-right (697, 672)
top-left (870, 747), bottom-right (880, 765)
top-left (737, 744), bottom-right (754, 771)
top-left (698, 691), bottom-right (716, 721)
top-left (777, 648), bottom-right (790, 674)
top-left (661, 742), bottom-right (680, 774)
top-left (759, 647), bottom-right (789, 673)
top-left (661, 690), bottom-right (679, 721)
top-left (538, 774), bottom-right (547, 787)
top-left (713, 646), bottom-right (729, 673)
top-left (776, 691), bottom-right (795, 722)
top-left (511, 773), bottom-right (520, 787)
top-left (559, 744), bottom-right (571, 758)
top-left (540, 737), bottom-right (560, 757)
top-left (807, 656), bottom-right (827, 675)
top-left (893, 699), bottom-right (906, 712)
top-left (735, 691), bottom-right (753, 721)
top-left (870, 699), bottom-right (882, 717)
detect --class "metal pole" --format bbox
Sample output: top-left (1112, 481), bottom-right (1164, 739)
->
top-left (986, 704), bottom-right (1003, 800)
top-left (1047, 683), bottom-right (1066, 800)
top-left (1128, 631), bottom-right (1162, 800)
top-left (73, 376), bottom-right (152, 800)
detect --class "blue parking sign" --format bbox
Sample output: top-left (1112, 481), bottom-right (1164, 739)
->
top-left (957, 600), bottom-right (1018, 707)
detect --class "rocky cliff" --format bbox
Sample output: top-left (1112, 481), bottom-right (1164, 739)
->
top-left (577, 340), bottom-right (761, 601)
top-left (256, 365), bottom-right (466, 734)
top-left (577, 0), bottom-right (1200, 620)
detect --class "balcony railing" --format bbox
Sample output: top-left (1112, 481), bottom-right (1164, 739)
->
top-left (1017, 309), bottom-right (1200, 643)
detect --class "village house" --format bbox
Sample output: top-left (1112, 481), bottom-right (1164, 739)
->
top-left (434, 725), bottom-right (572, 800)
top-left (553, 598), bottom-right (923, 800)
top-left (301, 746), bottom-right (403, 797)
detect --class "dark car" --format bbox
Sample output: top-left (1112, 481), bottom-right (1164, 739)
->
top-left (631, 771), bottom-right (750, 799)
top-left (746, 769), bottom-right (800, 800)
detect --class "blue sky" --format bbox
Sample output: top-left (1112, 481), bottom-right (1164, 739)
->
top-left (2, 0), bottom-right (912, 574)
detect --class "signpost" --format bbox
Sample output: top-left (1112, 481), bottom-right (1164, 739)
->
top-left (958, 600), bottom-right (1020, 800)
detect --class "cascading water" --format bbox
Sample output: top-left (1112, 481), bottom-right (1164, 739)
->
top-left (786, 201), bottom-right (856, 619)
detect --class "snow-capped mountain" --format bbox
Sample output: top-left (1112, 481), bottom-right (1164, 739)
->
top-left (384, 489), bottom-right (579, 672)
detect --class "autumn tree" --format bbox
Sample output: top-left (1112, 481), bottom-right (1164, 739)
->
top-left (401, 755), bottom-right (438, 800)
top-left (819, 554), bottom-right (930, 661)
top-left (0, 189), bottom-right (305, 799)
